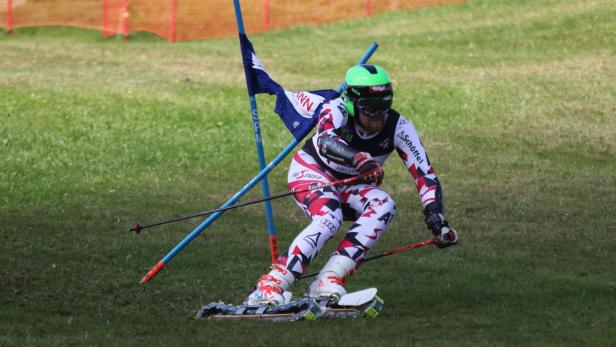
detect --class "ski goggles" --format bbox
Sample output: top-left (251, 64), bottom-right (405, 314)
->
top-left (356, 95), bottom-right (393, 117)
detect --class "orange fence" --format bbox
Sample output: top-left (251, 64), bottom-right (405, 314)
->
top-left (1, 0), bottom-right (464, 42)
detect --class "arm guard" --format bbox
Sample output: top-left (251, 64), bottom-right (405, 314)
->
top-left (318, 136), bottom-right (360, 165)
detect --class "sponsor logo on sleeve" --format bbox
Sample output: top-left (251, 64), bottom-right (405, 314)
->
top-left (396, 132), bottom-right (425, 164)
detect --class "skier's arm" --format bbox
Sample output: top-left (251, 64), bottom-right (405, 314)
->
top-left (314, 103), bottom-right (358, 164)
top-left (314, 104), bottom-right (382, 184)
top-left (318, 136), bottom-right (383, 185)
top-left (394, 117), bottom-right (458, 247)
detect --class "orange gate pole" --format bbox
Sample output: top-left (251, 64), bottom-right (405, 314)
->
top-left (263, 0), bottom-right (270, 31)
top-left (101, 0), bottom-right (108, 37)
top-left (169, 0), bottom-right (177, 42)
top-left (123, 0), bottom-right (130, 41)
top-left (7, 0), bottom-right (13, 33)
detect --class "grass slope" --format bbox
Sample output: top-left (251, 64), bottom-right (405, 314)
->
top-left (1, 0), bottom-right (615, 346)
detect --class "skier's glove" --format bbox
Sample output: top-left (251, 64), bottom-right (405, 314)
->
top-left (352, 152), bottom-right (383, 186)
top-left (425, 212), bottom-right (458, 248)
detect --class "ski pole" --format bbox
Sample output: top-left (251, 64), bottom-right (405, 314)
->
top-left (129, 175), bottom-right (361, 234)
top-left (298, 239), bottom-right (434, 280)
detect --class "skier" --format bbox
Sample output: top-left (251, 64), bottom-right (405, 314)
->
top-left (246, 64), bottom-right (458, 306)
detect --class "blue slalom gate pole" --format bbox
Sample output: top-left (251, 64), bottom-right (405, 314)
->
top-left (233, 0), bottom-right (279, 263)
top-left (140, 27), bottom-right (378, 285)
top-left (141, 144), bottom-right (296, 283)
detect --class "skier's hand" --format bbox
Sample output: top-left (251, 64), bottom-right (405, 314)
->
top-left (425, 212), bottom-right (458, 248)
top-left (432, 226), bottom-right (458, 248)
top-left (353, 152), bottom-right (383, 186)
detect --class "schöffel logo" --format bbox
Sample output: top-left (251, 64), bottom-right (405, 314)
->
top-left (396, 132), bottom-right (424, 164)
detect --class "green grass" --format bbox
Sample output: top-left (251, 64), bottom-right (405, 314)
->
top-left (1, 0), bottom-right (616, 345)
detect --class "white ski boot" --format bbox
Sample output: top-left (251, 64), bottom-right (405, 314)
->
top-left (245, 264), bottom-right (295, 306)
top-left (306, 255), bottom-right (357, 300)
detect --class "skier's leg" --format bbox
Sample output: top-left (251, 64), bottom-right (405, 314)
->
top-left (307, 184), bottom-right (396, 299)
top-left (246, 151), bottom-right (343, 305)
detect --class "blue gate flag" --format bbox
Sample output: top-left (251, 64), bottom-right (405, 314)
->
top-left (239, 33), bottom-right (339, 140)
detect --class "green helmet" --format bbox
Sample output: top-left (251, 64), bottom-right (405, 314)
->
top-left (342, 64), bottom-right (393, 117)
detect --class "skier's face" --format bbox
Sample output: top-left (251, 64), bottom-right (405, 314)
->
top-left (358, 111), bottom-right (386, 133)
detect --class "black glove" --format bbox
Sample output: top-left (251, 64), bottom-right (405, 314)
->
top-left (425, 212), bottom-right (458, 248)
top-left (352, 152), bottom-right (384, 186)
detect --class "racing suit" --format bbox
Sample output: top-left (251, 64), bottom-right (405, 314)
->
top-left (278, 97), bottom-right (444, 277)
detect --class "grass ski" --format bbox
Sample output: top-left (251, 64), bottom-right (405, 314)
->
top-left (195, 298), bottom-right (321, 322)
top-left (317, 288), bottom-right (384, 319)
top-left (196, 288), bottom-right (383, 321)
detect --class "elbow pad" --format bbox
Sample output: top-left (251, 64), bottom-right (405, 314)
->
top-left (318, 136), bottom-right (359, 165)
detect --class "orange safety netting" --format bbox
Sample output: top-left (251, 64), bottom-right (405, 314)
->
top-left (1, 0), bottom-right (465, 42)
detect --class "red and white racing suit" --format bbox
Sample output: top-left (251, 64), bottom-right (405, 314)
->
top-left (278, 98), bottom-right (444, 278)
